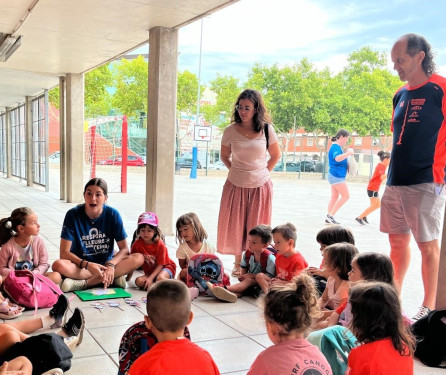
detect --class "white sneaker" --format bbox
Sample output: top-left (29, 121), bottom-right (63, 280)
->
top-left (412, 305), bottom-right (431, 321)
top-left (61, 278), bottom-right (87, 292)
top-left (113, 275), bottom-right (127, 289)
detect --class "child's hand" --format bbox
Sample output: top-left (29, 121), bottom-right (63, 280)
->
top-left (142, 277), bottom-right (154, 290)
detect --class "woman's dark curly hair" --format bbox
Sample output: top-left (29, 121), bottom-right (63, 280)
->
top-left (231, 89), bottom-right (271, 133)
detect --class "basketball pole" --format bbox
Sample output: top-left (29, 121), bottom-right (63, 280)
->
top-left (191, 18), bottom-right (204, 180)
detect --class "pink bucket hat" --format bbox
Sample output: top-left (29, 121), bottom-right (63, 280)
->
top-left (137, 212), bottom-right (159, 227)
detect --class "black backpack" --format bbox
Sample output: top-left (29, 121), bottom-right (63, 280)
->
top-left (2, 333), bottom-right (72, 375)
top-left (411, 309), bottom-right (446, 368)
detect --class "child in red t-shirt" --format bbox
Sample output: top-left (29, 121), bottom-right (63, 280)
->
top-left (130, 212), bottom-right (176, 290)
top-left (129, 280), bottom-right (220, 375)
top-left (346, 281), bottom-right (414, 375)
top-left (355, 150), bottom-right (390, 225)
top-left (256, 223), bottom-right (307, 293)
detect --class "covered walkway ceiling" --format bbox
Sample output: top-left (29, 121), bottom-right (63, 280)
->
top-left (0, 0), bottom-right (238, 112)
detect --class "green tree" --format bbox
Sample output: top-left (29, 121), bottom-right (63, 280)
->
top-left (336, 46), bottom-right (401, 137)
top-left (112, 56), bottom-right (148, 118)
top-left (49, 64), bottom-right (113, 117)
top-left (177, 70), bottom-right (203, 114)
top-left (201, 74), bottom-right (241, 127)
top-left (85, 64), bottom-right (113, 117)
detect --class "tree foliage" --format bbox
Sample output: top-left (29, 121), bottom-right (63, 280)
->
top-left (112, 56), bottom-right (148, 118)
top-left (201, 74), bottom-right (241, 127)
top-left (85, 64), bottom-right (113, 117)
top-left (177, 70), bottom-right (203, 114)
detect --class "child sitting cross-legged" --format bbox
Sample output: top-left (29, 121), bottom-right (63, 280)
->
top-left (256, 223), bottom-right (308, 294)
top-left (206, 225), bottom-right (276, 302)
top-left (128, 280), bottom-right (220, 375)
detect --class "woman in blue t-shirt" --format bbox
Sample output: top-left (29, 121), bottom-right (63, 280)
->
top-left (326, 129), bottom-right (354, 225)
top-left (52, 178), bottom-right (144, 292)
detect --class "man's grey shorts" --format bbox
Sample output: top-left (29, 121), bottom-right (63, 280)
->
top-left (380, 183), bottom-right (445, 242)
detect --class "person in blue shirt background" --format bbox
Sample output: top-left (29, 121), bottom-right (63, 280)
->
top-left (326, 129), bottom-right (354, 225)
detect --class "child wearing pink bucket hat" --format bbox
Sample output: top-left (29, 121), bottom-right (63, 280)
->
top-left (130, 212), bottom-right (176, 290)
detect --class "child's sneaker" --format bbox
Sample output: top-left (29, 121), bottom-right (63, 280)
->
top-left (49, 294), bottom-right (69, 328)
top-left (362, 216), bottom-right (369, 224)
top-left (355, 217), bottom-right (365, 225)
top-left (189, 287), bottom-right (199, 301)
top-left (59, 307), bottom-right (85, 346)
top-left (61, 278), bottom-right (87, 292)
top-left (41, 369), bottom-right (64, 375)
top-left (326, 214), bottom-right (340, 225)
top-left (206, 282), bottom-right (237, 303)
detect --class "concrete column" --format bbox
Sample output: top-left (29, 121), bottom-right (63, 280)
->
top-left (59, 77), bottom-right (66, 200)
top-left (65, 73), bottom-right (84, 203)
top-left (25, 96), bottom-right (33, 186)
top-left (5, 107), bottom-right (11, 178)
top-left (146, 27), bottom-right (178, 234)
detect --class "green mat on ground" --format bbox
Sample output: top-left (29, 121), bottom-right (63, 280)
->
top-left (74, 287), bottom-right (132, 301)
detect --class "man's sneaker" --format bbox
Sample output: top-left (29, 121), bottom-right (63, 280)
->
top-left (412, 305), bottom-right (431, 321)
top-left (326, 214), bottom-right (340, 225)
top-left (113, 275), bottom-right (127, 289)
top-left (355, 217), bottom-right (365, 225)
top-left (61, 307), bottom-right (85, 345)
top-left (362, 217), bottom-right (369, 224)
top-left (206, 282), bottom-right (237, 303)
top-left (61, 278), bottom-right (87, 293)
top-left (49, 294), bottom-right (69, 328)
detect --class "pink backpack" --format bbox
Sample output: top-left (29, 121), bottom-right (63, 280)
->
top-left (3, 270), bottom-right (62, 312)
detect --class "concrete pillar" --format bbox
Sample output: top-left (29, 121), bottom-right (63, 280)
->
top-left (5, 107), bottom-right (11, 178)
top-left (59, 77), bottom-right (66, 200)
top-left (146, 27), bottom-right (178, 234)
top-left (25, 96), bottom-right (33, 186)
top-left (65, 73), bottom-right (84, 203)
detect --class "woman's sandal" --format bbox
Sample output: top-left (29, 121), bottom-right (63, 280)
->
top-left (0, 299), bottom-right (23, 319)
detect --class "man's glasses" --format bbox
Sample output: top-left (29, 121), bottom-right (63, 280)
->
top-left (235, 105), bottom-right (254, 112)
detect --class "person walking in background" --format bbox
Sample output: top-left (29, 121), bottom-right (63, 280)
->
top-left (380, 33), bottom-right (446, 320)
top-left (355, 150), bottom-right (390, 225)
top-left (217, 89), bottom-right (281, 277)
top-left (326, 129), bottom-right (354, 225)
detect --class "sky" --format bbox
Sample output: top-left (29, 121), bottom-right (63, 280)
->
top-left (154, 0), bottom-right (446, 85)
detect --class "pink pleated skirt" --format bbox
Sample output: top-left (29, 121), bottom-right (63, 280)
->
top-left (217, 179), bottom-right (273, 256)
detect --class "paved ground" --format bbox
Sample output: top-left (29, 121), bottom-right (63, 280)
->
top-left (0, 168), bottom-right (443, 374)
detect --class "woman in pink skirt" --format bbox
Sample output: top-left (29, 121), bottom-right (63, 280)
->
top-left (217, 89), bottom-right (281, 276)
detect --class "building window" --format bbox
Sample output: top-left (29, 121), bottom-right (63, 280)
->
top-left (354, 137), bottom-right (362, 146)
top-left (294, 138), bottom-right (301, 147)
top-left (307, 138), bottom-right (314, 146)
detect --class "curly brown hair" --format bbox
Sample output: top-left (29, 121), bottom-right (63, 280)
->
top-left (262, 272), bottom-right (320, 337)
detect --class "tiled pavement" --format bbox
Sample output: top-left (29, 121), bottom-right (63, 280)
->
top-left (0, 171), bottom-right (443, 374)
